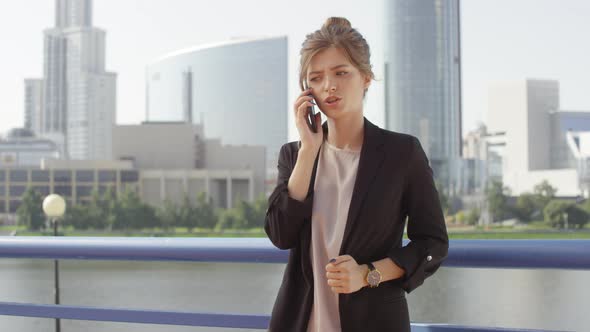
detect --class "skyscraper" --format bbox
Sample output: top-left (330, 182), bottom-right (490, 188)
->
top-left (34, 0), bottom-right (116, 159)
top-left (24, 79), bottom-right (44, 135)
top-left (384, 0), bottom-right (462, 192)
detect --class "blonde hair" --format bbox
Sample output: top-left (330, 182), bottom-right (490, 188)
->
top-left (299, 17), bottom-right (375, 95)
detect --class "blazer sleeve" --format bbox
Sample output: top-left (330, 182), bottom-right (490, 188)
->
top-left (387, 136), bottom-right (449, 294)
top-left (264, 143), bottom-right (315, 250)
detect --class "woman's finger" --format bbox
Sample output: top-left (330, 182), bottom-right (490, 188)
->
top-left (327, 278), bottom-right (344, 286)
top-left (330, 286), bottom-right (345, 294)
top-left (326, 271), bottom-right (346, 280)
top-left (293, 95), bottom-right (316, 115)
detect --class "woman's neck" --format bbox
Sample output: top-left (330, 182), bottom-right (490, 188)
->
top-left (326, 114), bottom-right (364, 151)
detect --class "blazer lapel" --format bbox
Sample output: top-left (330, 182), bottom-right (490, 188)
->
top-left (338, 118), bottom-right (385, 254)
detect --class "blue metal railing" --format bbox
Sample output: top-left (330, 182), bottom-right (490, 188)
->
top-left (1, 237), bottom-right (587, 331)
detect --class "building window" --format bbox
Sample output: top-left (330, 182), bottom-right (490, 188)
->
top-left (9, 200), bottom-right (21, 213)
top-left (98, 185), bottom-right (116, 195)
top-left (76, 185), bottom-right (94, 197)
top-left (98, 170), bottom-right (116, 182)
top-left (54, 185), bottom-right (72, 197)
top-left (9, 170), bottom-right (28, 182)
top-left (31, 170), bottom-right (50, 182)
top-left (9, 185), bottom-right (26, 196)
top-left (54, 170), bottom-right (72, 183)
top-left (33, 185), bottom-right (50, 196)
top-left (76, 170), bottom-right (94, 182)
top-left (120, 170), bottom-right (139, 183)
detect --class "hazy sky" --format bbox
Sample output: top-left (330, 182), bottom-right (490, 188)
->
top-left (1, 0), bottom-right (589, 141)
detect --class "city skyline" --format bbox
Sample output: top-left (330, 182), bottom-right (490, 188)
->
top-left (1, 0), bottom-right (590, 140)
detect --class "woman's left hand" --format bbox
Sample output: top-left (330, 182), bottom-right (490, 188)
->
top-left (325, 255), bottom-right (368, 294)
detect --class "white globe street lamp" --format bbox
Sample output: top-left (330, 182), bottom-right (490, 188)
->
top-left (43, 194), bottom-right (66, 219)
top-left (42, 193), bottom-right (66, 332)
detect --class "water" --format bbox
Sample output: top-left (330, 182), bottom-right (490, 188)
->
top-left (0, 259), bottom-right (588, 331)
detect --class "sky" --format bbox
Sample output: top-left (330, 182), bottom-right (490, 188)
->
top-left (1, 0), bottom-right (589, 141)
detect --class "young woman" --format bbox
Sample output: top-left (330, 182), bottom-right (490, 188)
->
top-left (265, 17), bottom-right (449, 332)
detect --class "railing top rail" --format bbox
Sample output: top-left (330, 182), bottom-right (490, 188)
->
top-left (0, 237), bottom-right (588, 269)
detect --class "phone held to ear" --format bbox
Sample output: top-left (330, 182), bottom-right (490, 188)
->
top-left (303, 80), bottom-right (318, 133)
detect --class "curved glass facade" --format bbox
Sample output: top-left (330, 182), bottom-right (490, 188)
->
top-left (146, 36), bottom-right (288, 176)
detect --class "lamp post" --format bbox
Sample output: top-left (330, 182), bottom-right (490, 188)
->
top-left (43, 194), bottom-right (66, 332)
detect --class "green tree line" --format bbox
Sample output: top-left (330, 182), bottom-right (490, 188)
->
top-left (484, 179), bottom-right (589, 229)
top-left (16, 186), bottom-right (268, 232)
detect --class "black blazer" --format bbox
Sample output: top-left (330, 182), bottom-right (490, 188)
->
top-left (264, 117), bottom-right (449, 332)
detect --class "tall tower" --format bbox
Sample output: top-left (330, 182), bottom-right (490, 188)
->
top-left (384, 0), bottom-right (462, 193)
top-left (24, 79), bottom-right (44, 135)
top-left (40, 0), bottom-right (116, 159)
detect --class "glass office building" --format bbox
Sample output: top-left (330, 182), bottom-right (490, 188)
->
top-left (384, 0), bottom-right (462, 192)
top-left (146, 36), bottom-right (288, 182)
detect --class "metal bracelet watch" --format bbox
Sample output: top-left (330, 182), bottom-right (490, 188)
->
top-left (365, 262), bottom-right (382, 288)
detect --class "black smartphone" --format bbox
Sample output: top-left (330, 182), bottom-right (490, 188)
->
top-left (303, 80), bottom-right (317, 133)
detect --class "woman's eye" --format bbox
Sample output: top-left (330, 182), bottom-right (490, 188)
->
top-left (309, 77), bottom-right (318, 82)
top-left (337, 71), bottom-right (348, 76)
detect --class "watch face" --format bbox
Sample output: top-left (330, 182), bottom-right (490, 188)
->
top-left (367, 270), bottom-right (380, 286)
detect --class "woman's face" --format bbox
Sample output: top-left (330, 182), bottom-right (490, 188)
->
top-left (306, 47), bottom-right (370, 120)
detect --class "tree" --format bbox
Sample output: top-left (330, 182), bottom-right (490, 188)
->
top-left (531, 180), bottom-right (557, 215)
top-left (85, 188), bottom-right (107, 230)
top-left (112, 188), bottom-right (157, 231)
top-left (179, 195), bottom-right (199, 232)
top-left (454, 210), bottom-right (466, 224)
top-left (485, 180), bottom-right (510, 223)
top-left (16, 187), bottom-right (45, 231)
top-left (566, 205), bottom-right (589, 229)
top-left (234, 199), bottom-right (257, 229)
top-left (466, 208), bottom-right (480, 225)
top-left (215, 208), bottom-right (240, 231)
top-left (435, 181), bottom-right (450, 215)
top-left (102, 187), bottom-right (121, 231)
top-left (533, 180), bottom-right (557, 200)
top-left (251, 193), bottom-right (269, 228)
top-left (513, 193), bottom-right (538, 223)
top-left (194, 192), bottom-right (216, 229)
top-left (63, 205), bottom-right (90, 230)
top-left (157, 199), bottom-right (179, 233)
top-left (542, 200), bottom-right (588, 229)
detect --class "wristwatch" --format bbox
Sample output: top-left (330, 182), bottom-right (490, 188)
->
top-left (365, 262), bottom-right (382, 288)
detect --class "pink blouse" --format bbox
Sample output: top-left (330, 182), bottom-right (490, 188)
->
top-left (307, 140), bottom-right (361, 332)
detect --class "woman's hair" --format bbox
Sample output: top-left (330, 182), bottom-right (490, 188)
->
top-left (299, 17), bottom-right (375, 94)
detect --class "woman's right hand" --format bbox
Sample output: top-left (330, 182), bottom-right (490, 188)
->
top-left (293, 88), bottom-right (323, 153)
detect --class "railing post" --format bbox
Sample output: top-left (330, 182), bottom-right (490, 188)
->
top-left (53, 218), bottom-right (61, 332)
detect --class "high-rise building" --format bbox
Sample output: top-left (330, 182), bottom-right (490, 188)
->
top-left (486, 79), bottom-right (590, 196)
top-left (145, 36), bottom-right (288, 194)
top-left (33, 0), bottom-right (116, 160)
top-left (24, 79), bottom-right (44, 135)
top-left (384, 0), bottom-right (462, 193)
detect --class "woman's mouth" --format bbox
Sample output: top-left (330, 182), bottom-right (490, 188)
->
top-left (324, 96), bottom-right (341, 107)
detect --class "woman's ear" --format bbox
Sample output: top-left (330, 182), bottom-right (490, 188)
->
top-left (363, 75), bottom-right (371, 91)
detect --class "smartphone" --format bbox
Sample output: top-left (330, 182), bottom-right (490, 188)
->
top-left (303, 80), bottom-right (317, 133)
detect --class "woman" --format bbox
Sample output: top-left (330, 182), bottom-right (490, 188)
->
top-left (265, 17), bottom-right (449, 332)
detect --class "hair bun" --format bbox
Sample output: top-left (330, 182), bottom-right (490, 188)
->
top-left (322, 17), bottom-right (352, 30)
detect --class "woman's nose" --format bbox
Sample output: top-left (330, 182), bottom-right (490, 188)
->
top-left (324, 79), bottom-right (336, 92)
